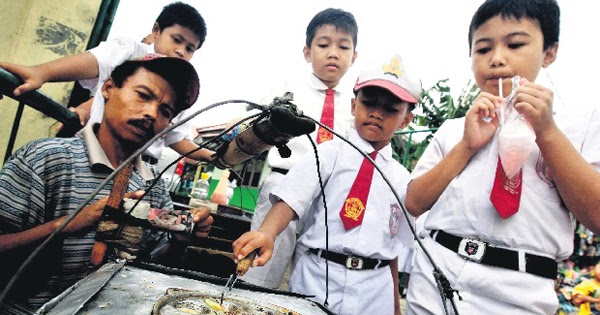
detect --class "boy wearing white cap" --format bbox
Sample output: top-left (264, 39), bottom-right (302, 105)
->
top-left (233, 54), bottom-right (421, 315)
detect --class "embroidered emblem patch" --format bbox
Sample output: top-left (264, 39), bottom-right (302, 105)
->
top-left (382, 55), bottom-right (404, 79)
top-left (389, 203), bottom-right (401, 237)
top-left (317, 127), bottom-right (333, 143)
top-left (343, 198), bottom-right (365, 221)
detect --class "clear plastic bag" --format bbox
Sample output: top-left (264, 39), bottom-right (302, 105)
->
top-left (497, 76), bottom-right (535, 179)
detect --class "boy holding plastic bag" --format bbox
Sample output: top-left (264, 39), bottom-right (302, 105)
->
top-left (405, 0), bottom-right (600, 313)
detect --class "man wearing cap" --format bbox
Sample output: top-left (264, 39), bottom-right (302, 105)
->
top-left (233, 54), bottom-right (421, 315)
top-left (0, 55), bottom-right (213, 314)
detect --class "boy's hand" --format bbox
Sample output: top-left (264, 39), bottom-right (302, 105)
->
top-left (462, 92), bottom-right (501, 151)
top-left (232, 230), bottom-right (275, 267)
top-left (512, 77), bottom-right (557, 139)
top-left (0, 62), bottom-right (48, 96)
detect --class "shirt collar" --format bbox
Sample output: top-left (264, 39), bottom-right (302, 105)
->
top-left (80, 123), bottom-right (154, 180)
top-left (307, 73), bottom-right (340, 94)
top-left (347, 128), bottom-right (394, 162)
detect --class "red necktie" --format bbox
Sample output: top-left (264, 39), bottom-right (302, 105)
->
top-left (340, 151), bottom-right (377, 230)
top-left (490, 157), bottom-right (522, 219)
top-left (316, 88), bottom-right (334, 144)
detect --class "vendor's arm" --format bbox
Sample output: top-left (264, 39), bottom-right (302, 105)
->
top-left (406, 92), bottom-right (501, 216)
top-left (0, 190), bottom-right (152, 252)
top-left (516, 78), bottom-right (600, 233)
top-left (0, 52), bottom-right (99, 96)
top-left (232, 201), bottom-right (297, 266)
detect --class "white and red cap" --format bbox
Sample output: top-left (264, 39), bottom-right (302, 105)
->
top-left (353, 54), bottom-right (422, 104)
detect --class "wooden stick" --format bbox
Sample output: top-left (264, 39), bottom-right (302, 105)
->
top-left (89, 164), bottom-right (134, 267)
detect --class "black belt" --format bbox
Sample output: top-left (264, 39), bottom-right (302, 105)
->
top-left (308, 248), bottom-right (391, 270)
top-left (271, 167), bottom-right (288, 175)
top-left (142, 154), bottom-right (158, 165)
top-left (430, 230), bottom-right (557, 280)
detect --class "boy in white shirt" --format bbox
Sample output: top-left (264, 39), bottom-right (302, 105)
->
top-left (234, 54), bottom-right (421, 315)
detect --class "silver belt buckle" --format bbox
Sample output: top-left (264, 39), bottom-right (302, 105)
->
top-left (345, 256), bottom-right (364, 270)
top-left (457, 238), bottom-right (486, 262)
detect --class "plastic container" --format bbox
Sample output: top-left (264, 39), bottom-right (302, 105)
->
top-left (191, 173), bottom-right (210, 200)
top-left (226, 179), bottom-right (237, 204)
top-left (209, 170), bottom-right (230, 205)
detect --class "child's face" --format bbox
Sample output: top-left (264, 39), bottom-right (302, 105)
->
top-left (151, 23), bottom-right (201, 62)
top-left (470, 15), bottom-right (557, 97)
top-left (303, 24), bottom-right (357, 89)
top-left (351, 88), bottom-right (413, 151)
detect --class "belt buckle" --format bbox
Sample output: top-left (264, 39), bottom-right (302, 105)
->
top-left (457, 238), bottom-right (486, 262)
top-left (345, 256), bottom-right (364, 270)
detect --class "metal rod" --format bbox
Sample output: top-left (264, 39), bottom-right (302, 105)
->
top-left (4, 102), bottom-right (24, 163)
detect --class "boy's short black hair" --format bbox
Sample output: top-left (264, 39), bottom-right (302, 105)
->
top-left (468, 0), bottom-right (560, 52)
top-left (305, 8), bottom-right (358, 49)
top-left (156, 2), bottom-right (207, 49)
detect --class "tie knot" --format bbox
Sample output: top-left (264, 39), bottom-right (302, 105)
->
top-left (326, 89), bottom-right (334, 96)
top-left (369, 151), bottom-right (378, 159)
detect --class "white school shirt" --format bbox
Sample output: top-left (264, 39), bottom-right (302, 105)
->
top-left (413, 105), bottom-right (600, 260)
top-left (272, 128), bottom-right (415, 260)
top-left (266, 73), bottom-right (354, 170)
top-left (272, 129), bottom-right (414, 314)
top-left (79, 37), bottom-right (193, 159)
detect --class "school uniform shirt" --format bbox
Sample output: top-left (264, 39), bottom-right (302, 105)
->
top-left (0, 123), bottom-right (171, 313)
top-left (79, 37), bottom-right (194, 159)
top-left (414, 105), bottom-right (600, 260)
top-left (271, 128), bottom-right (415, 315)
top-left (266, 72), bottom-right (355, 170)
top-left (406, 105), bottom-right (600, 314)
top-left (242, 72), bottom-right (355, 288)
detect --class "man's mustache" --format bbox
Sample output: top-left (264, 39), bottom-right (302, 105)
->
top-left (128, 119), bottom-right (156, 138)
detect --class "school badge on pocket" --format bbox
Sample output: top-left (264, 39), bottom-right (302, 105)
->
top-left (389, 203), bottom-right (401, 237)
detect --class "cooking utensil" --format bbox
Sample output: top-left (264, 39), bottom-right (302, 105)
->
top-left (220, 249), bottom-right (258, 305)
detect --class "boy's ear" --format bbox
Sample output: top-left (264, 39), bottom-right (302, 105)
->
top-left (351, 51), bottom-right (358, 66)
top-left (151, 22), bottom-right (161, 36)
top-left (303, 46), bottom-right (311, 63)
top-left (542, 42), bottom-right (559, 68)
top-left (351, 97), bottom-right (357, 116)
top-left (399, 110), bottom-right (414, 130)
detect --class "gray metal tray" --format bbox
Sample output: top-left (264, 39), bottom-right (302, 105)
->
top-left (36, 261), bottom-right (331, 315)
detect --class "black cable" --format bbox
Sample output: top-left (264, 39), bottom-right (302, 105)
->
top-left (0, 99), bottom-right (262, 303)
top-left (307, 135), bottom-right (330, 308)
top-left (305, 118), bottom-right (461, 315)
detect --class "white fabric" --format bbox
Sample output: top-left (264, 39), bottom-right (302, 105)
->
top-left (407, 105), bottom-right (600, 313)
top-left (241, 171), bottom-right (293, 288)
top-left (412, 106), bottom-right (600, 259)
top-left (242, 72), bottom-right (355, 288)
top-left (406, 236), bottom-right (558, 315)
top-left (80, 37), bottom-right (193, 159)
top-left (266, 73), bottom-right (354, 170)
top-left (271, 129), bottom-right (415, 313)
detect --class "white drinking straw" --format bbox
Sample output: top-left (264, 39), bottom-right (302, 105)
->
top-left (499, 78), bottom-right (504, 124)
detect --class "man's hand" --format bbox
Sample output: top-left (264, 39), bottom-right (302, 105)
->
top-left (232, 230), bottom-right (275, 267)
top-left (170, 206), bottom-right (213, 241)
top-left (0, 62), bottom-right (48, 96)
top-left (462, 91), bottom-right (501, 152)
top-left (56, 190), bottom-right (146, 234)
